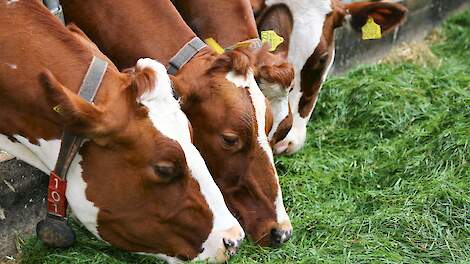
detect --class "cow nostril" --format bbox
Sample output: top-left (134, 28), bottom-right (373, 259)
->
top-left (274, 141), bottom-right (290, 155)
top-left (223, 238), bottom-right (239, 256)
top-left (199, 247), bottom-right (204, 253)
top-left (223, 238), bottom-right (235, 248)
top-left (270, 228), bottom-right (292, 246)
top-left (270, 229), bottom-right (282, 246)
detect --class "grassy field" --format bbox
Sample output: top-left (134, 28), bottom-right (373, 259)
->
top-left (17, 10), bottom-right (469, 264)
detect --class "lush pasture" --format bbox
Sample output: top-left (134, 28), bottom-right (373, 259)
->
top-left (18, 11), bottom-right (469, 264)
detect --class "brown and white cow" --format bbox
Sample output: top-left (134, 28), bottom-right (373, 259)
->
top-left (253, 0), bottom-right (407, 154)
top-left (173, 0), bottom-right (295, 147)
top-left (0, 1), bottom-right (244, 262)
top-left (61, 0), bottom-right (292, 246)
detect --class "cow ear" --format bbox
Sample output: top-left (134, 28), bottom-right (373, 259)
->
top-left (256, 4), bottom-right (293, 55)
top-left (170, 75), bottom-right (200, 109)
top-left (40, 70), bottom-right (108, 137)
top-left (254, 47), bottom-right (294, 92)
top-left (345, 1), bottom-right (408, 34)
top-left (130, 67), bottom-right (157, 102)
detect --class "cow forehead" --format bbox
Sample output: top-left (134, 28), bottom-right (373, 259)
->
top-left (226, 70), bottom-right (273, 159)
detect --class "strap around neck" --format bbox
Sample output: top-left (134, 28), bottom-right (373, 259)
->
top-left (43, 0), bottom-right (65, 24)
top-left (54, 56), bottom-right (108, 177)
top-left (167, 37), bottom-right (206, 75)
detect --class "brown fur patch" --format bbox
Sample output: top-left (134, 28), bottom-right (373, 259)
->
top-left (256, 62), bottom-right (294, 89)
top-left (208, 48), bottom-right (254, 76)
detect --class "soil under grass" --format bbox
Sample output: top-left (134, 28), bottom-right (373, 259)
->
top-left (18, 10), bottom-right (469, 264)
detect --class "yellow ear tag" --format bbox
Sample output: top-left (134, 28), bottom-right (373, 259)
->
top-left (232, 40), bottom-right (253, 49)
top-left (53, 105), bottom-right (62, 114)
top-left (261, 30), bottom-right (284, 52)
top-left (362, 17), bottom-right (382, 40)
top-left (204, 38), bottom-right (225, 55)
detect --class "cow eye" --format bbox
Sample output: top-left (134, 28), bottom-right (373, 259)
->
top-left (154, 161), bottom-right (179, 182)
top-left (221, 132), bottom-right (241, 151)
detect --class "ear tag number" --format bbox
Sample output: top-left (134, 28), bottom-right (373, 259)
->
top-left (205, 38), bottom-right (225, 55)
top-left (261, 30), bottom-right (284, 52)
top-left (362, 17), bottom-right (382, 40)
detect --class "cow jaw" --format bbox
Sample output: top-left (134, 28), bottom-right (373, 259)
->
top-left (225, 69), bottom-right (292, 242)
top-left (136, 59), bottom-right (244, 262)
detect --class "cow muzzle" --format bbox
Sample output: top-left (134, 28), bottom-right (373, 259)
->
top-left (269, 220), bottom-right (293, 246)
top-left (196, 225), bottom-right (245, 263)
top-left (273, 125), bottom-right (307, 155)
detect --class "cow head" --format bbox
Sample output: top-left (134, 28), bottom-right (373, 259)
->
top-left (40, 59), bottom-right (244, 262)
top-left (172, 0), bottom-right (295, 150)
top-left (172, 48), bottom-right (292, 246)
top-left (257, 0), bottom-right (407, 155)
top-left (253, 45), bottom-right (294, 148)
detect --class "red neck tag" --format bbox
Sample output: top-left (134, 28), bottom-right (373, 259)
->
top-left (47, 171), bottom-right (68, 218)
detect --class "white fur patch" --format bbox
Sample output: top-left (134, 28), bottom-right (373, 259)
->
top-left (136, 59), bottom-right (244, 262)
top-left (266, 0), bottom-right (331, 78)
top-left (0, 135), bottom-right (50, 173)
top-left (225, 70), bottom-right (290, 225)
top-left (259, 80), bottom-right (290, 141)
top-left (6, 0), bottom-right (19, 6)
top-left (4, 63), bottom-right (17, 70)
top-left (65, 153), bottom-right (100, 237)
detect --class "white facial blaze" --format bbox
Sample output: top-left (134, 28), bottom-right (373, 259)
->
top-left (225, 70), bottom-right (291, 226)
top-left (0, 135), bottom-right (100, 237)
top-left (136, 59), bottom-right (244, 263)
top-left (266, 0), bottom-right (335, 154)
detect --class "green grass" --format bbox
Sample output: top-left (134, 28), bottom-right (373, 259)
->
top-left (19, 10), bottom-right (470, 264)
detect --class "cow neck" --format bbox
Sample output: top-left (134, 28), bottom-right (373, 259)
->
top-left (61, 0), bottom-right (198, 69)
top-left (0, 1), bottom-right (120, 143)
top-left (168, 37), bottom-right (206, 75)
top-left (175, 0), bottom-right (259, 48)
top-left (136, 0), bottom-right (199, 66)
top-left (54, 56), bottom-right (108, 178)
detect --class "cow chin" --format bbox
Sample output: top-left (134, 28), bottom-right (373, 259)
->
top-left (241, 213), bottom-right (292, 247)
top-left (146, 223), bottom-right (244, 263)
top-left (273, 119), bottom-right (307, 155)
top-left (195, 225), bottom-right (244, 263)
